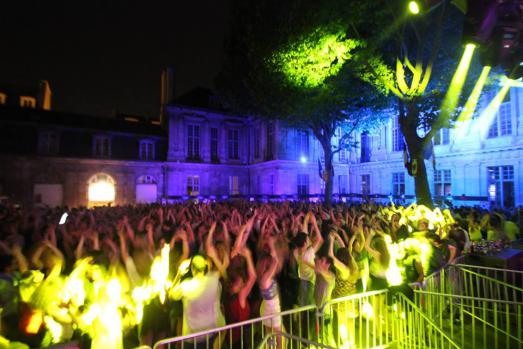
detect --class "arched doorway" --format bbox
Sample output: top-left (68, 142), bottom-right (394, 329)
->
top-left (87, 173), bottom-right (116, 207)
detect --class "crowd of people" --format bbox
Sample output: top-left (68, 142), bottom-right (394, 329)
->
top-left (0, 199), bottom-right (520, 349)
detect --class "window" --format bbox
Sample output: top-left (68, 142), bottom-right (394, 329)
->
top-left (210, 127), bottom-right (219, 162)
top-left (487, 166), bottom-right (514, 208)
top-left (0, 93), bottom-right (6, 104)
top-left (360, 132), bottom-right (371, 162)
top-left (228, 129), bottom-right (239, 159)
top-left (93, 135), bottom-right (110, 158)
top-left (297, 174), bottom-right (309, 197)
top-left (139, 140), bottom-right (155, 160)
top-left (392, 172), bottom-right (405, 196)
top-left (254, 127), bottom-right (261, 159)
top-left (137, 175), bottom-right (156, 184)
top-left (392, 117), bottom-right (404, 152)
top-left (338, 175), bottom-right (348, 194)
top-left (296, 130), bottom-right (309, 159)
top-left (338, 128), bottom-right (347, 162)
top-left (266, 121), bottom-right (274, 160)
top-left (187, 125), bottom-right (200, 160)
top-left (229, 176), bottom-right (240, 195)
top-left (488, 93), bottom-right (512, 138)
top-left (187, 176), bottom-right (200, 196)
top-left (38, 131), bottom-right (59, 155)
top-left (433, 128), bottom-right (450, 145)
top-left (20, 96), bottom-right (36, 108)
top-left (269, 174), bottom-right (275, 195)
top-left (361, 174), bottom-right (371, 195)
top-left (434, 169), bottom-right (451, 196)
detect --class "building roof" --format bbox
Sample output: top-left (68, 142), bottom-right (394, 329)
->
top-left (0, 105), bottom-right (166, 137)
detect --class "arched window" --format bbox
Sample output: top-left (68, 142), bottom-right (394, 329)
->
top-left (87, 173), bottom-right (116, 206)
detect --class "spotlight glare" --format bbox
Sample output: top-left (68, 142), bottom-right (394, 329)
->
top-left (408, 1), bottom-right (420, 14)
top-left (440, 44), bottom-right (476, 122)
top-left (300, 156), bottom-right (307, 163)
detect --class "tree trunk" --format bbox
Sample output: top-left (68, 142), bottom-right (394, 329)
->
top-left (321, 140), bottom-right (334, 208)
top-left (401, 99), bottom-right (434, 209)
top-left (412, 151), bottom-right (433, 208)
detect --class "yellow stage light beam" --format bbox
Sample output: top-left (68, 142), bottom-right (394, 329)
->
top-left (453, 66), bottom-right (491, 140)
top-left (440, 44), bottom-right (476, 122)
top-left (476, 83), bottom-right (511, 140)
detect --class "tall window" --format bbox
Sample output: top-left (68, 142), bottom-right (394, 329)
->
top-left (229, 176), bottom-right (240, 195)
top-left (187, 124), bottom-right (200, 159)
top-left (228, 129), bottom-right (239, 159)
top-left (0, 93), bottom-right (6, 104)
top-left (20, 96), bottom-right (36, 108)
top-left (338, 175), bottom-right (348, 194)
top-left (392, 116), bottom-right (404, 152)
top-left (392, 172), bottom-right (405, 196)
top-left (360, 132), bottom-right (371, 163)
top-left (297, 174), bottom-right (309, 197)
top-left (296, 130), bottom-right (309, 159)
top-left (488, 93), bottom-right (512, 138)
top-left (93, 135), bottom-right (110, 158)
top-left (266, 121), bottom-right (274, 160)
top-left (433, 128), bottom-right (450, 145)
top-left (139, 140), bottom-right (155, 160)
top-left (254, 127), bottom-right (261, 159)
top-left (187, 176), bottom-right (200, 196)
top-left (38, 131), bottom-right (59, 155)
top-left (361, 174), bottom-right (371, 195)
top-left (210, 127), bottom-right (219, 162)
top-left (338, 128), bottom-right (347, 162)
top-left (269, 174), bottom-right (275, 195)
top-left (487, 166), bottom-right (514, 208)
top-left (434, 169), bottom-right (451, 196)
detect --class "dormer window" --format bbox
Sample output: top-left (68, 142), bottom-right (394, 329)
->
top-left (20, 96), bottom-right (36, 108)
top-left (93, 135), bottom-right (111, 158)
top-left (140, 140), bottom-right (155, 160)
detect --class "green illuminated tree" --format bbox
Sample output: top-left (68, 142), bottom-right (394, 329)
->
top-left (359, 1), bottom-right (488, 208)
top-left (216, 0), bottom-right (391, 207)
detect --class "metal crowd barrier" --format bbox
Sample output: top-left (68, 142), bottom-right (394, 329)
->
top-left (413, 290), bottom-right (523, 349)
top-left (151, 290), bottom-right (392, 349)
top-left (393, 292), bottom-right (461, 349)
top-left (420, 264), bottom-right (523, 306)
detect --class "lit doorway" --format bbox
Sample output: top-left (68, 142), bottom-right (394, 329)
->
top-left (88, 173), bottom-right (116, 207)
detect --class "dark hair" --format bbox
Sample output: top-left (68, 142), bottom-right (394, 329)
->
top-left (335, 247), bottom-right (350, 266)
top-left (293, 232), bottom-right (308, 248)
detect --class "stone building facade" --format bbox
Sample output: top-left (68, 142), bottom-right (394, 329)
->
top-left (347, 86), bottom-right (523, 208)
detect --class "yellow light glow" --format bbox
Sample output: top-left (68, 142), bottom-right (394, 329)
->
top-left (88, 181), bottom-right (115, 203)
top-left (44, 315), bottom-right (63, 343)
top-left (408, 1), bottom-right (420, 14)
top-left (361, 301), bottom-right (374, 319)
top-left (440, 44), bottom-right (476, 122)
top-left (149, 244), bottom-right (171, 304)
top-left (476, 83), bottom-right (511, 140)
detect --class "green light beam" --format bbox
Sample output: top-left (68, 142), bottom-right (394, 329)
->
top-left (440, 44), bottom-right (476, 122)
top-left (477, 83), bottom-right (511, 140)
top-left (453, 65), bottom-right (491, 140)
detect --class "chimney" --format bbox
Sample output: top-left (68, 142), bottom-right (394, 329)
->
top-left (160, 67), bottom-right (175, 126)
top-left (38, 80), bottom-right (52, 110)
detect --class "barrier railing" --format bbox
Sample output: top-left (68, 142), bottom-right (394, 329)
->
top-left (414, 290), bottom-right (523, 349)
top-left (152, 303), bottom-right (316, 349)
top-left (318, 289), bottom-right (390, 349)
top-left (393, 292), bottom-right (461, 349)
top-left (257, 331), bottom-right (336, 349)
top-left (151, 290), bottom-right (392, 349)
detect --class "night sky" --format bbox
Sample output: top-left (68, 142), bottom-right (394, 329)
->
top-left (0, 0), bottom-right (231, 117)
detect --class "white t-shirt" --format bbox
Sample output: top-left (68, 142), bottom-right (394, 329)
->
top-left (294, 247), bottom-right (316, 283)
top-left (176, 271), bottom-right (225, 335)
